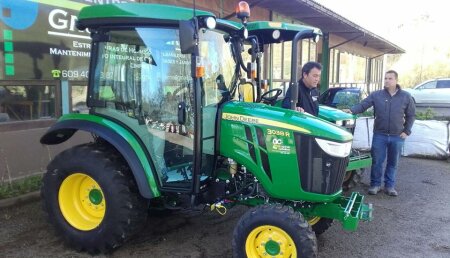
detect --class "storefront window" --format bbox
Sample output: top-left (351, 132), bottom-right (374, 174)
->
top-left (71, 85), bottom-right (88, 114)
top-left (301, 40), bottom-right (310, 66)
top-left (0, 85), bottom-right (55, 122)
top-left (309, 41), bottom-right (317, 61)
top-left (272, 43), bottom-right (282, 79)
top-left (283, 41), bottom-right (292, 80)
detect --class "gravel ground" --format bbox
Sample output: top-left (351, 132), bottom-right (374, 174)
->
top-left (0, 157), bottom-right (449, 258)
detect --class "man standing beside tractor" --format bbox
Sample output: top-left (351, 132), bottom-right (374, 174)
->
top-left (345, 70), bottom-right (416, 196)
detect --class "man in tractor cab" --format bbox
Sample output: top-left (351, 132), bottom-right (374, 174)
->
top-left (281, 61), bottom-right (322, 116)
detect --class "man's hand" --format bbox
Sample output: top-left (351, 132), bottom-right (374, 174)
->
top-left (400, 132), bottom-right (408, 139)
top-left (342, 109), bottom-right (352, 114)
top-left (295, 107), bottom-right (305, 112)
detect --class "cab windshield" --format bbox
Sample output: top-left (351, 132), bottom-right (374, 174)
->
top-left (90, 27), bottom-right (235, 117)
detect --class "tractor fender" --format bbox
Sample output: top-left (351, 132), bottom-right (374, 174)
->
top-left (41, 119), bottom-right (160, 199)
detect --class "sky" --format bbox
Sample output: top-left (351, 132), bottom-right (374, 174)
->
top-left (314, 0), bottom-right (449, 74)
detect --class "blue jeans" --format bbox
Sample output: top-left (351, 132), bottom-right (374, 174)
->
top-left (370, 133), bottom-right (405, 188)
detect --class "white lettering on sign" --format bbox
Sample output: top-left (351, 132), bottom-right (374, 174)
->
top-left (49, 9), bottom-right (77, 31)
top-left (50, 48), bottom-right (90, 57)
top-left (73, 41), bottom-right (91, 49)
top-left (48, 9), bottom-right (90, 40)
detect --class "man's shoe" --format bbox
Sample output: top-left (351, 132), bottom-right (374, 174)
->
top-left (368, 186), bottom-right (381, 195)
top-left (385, 187), bottom-right (398, 197)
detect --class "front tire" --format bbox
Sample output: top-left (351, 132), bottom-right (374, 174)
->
top-left (232, 204), bottom-right (317, 258)
top-left (41, 143), bottom-right (148, 254)
top-left (342, 168), bottom-right (365, 191)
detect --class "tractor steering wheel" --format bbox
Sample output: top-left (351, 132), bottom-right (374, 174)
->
top-left (260, 88), bottom-right (283, 105)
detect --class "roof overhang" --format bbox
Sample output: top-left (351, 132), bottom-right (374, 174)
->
top-left (246, 0), bottom-right (405, 56)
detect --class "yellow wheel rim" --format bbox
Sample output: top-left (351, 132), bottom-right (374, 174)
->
top-left (308, 217), bottom-right (321, 226)
top-left (245, 225), bottom-right (296, 257)
top-left (58, 173), bottom-right (106, 231)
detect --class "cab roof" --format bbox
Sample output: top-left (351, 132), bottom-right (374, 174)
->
top-left (216, 19), bottom-right (243, 33)
top-left (77, 3), bottom-right (215, 29)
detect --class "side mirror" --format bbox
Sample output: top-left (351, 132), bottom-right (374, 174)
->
top-left (179, 19), bottom-right (196, 54)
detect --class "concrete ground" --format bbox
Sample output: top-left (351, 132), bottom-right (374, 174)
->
top-left (0, 157), bottom-right (449, 258)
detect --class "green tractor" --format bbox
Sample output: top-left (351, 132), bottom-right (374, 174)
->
top-left (40, 3), bottom-right (372, 257)
top-left (236, 21), bottom-right (372, 191)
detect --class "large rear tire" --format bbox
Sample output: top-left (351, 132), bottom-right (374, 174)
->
top-left (41, 143), bottom-right (148, 254)
top-left (232, 204), bottom-right (317, 258)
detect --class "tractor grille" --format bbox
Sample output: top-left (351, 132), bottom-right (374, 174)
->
top-left (294, 133), bottom-right (349, 194)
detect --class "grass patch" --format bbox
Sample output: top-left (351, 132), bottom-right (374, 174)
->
top-left (416, 107), bottom-right (436, 120)
top-left (0, 175), bottom-right (42, 200)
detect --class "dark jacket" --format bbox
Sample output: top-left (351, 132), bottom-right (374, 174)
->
top-left (282, 80), bottom-right (320, 116)
top-left (350, 85), bottom-right (416, 135)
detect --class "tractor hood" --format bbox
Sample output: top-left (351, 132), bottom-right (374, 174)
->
top-left (318, 105), bottom-right (355, 123)
top-left (221, 101), bottom-right (353, 143)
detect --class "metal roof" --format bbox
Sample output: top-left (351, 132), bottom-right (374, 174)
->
top-left (247, 0), bottom-right (405, 55)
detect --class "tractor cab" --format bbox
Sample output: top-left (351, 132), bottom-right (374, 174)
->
top-left (73, 5), bottom-right (246, 193)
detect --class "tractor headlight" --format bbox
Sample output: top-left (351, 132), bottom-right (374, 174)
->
top-left (346, 119), bottom-right (355, 126)
top-left (315, 138), bottom-right (352, 158)
top-left (335, 119), bottom-right (355, 127)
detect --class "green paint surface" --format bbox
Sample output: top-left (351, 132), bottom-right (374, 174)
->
top-left (3, 30), bottom-right (13, 40)
top-left (4, 42), bottom-right (13, 52)
top-left (5, 53), bottom-right (14, 64)
top-left (5, 65), bottom-right (15, 75)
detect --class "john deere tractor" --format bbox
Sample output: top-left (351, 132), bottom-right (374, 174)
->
top-left (40, 3), bottom-right (372, 257)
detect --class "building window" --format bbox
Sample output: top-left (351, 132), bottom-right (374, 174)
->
top-left (301, 40), bottom-right (309, 66)
top-left (282, 41), bottom-right (292, 80)
top-left (309, 41), bottom-right (317, 62)
top-left (272, 42), bottom-right (283, 80)
top-left (0, 85), bottom-right (56, 122)
top-left (299, 39), bottom-right (317, 68)
top-left (71, 85), bottom-right (88, 114)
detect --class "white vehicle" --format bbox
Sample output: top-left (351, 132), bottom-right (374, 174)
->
top-left (404, 78), bottom-right (450, 105)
